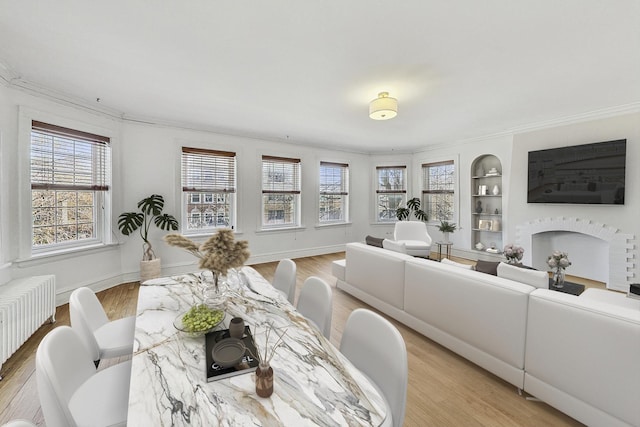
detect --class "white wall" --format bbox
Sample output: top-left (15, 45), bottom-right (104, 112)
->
top-left (1, 81), bottom-right (638, 302)
top-left (506, 112), bottom-right (639, 283)
top-left (0, 84), bottom-right (372, 302)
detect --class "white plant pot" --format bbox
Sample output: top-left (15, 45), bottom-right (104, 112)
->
top-left (443, 232), bottom-right (450, 243)
top-left (140, 258), bottom-right (161, 284)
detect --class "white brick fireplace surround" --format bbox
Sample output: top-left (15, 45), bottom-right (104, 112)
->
top-left (515, 217), bottom-right (636, 292)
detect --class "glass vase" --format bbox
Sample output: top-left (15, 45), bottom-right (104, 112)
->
top-left (255, 362), bottom-right (274, 398)
top-left (553, 268), bottom-right (565, 288)
top-left (202, 272), bottom-right (228, 309)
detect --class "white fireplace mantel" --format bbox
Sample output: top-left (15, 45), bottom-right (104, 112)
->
top-left (515, 217), bottom-right (636, 292)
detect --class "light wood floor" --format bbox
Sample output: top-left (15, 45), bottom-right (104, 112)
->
top-left (0, 253), bottom-right (586, 426)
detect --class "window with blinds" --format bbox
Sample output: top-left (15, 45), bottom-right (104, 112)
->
top-left (262, 156), bottom-right (301, 228)
top-left (30, 120), bottom-right (111, 248)
top-left (319, 161), bottom-right (349, 223)
top-left (181, 147), bottom-right (236, 231)
top-left (375, 166), bottom-right (406, 221)
top-left (422, 160), bottom-right (455, 221)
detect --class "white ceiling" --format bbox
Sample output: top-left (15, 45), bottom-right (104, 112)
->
top-left (1, 1), bottom-right (639, 153)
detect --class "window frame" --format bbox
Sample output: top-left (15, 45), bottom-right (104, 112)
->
top-left (375, 165), bottom-right (407, 222)
top-left (181, 147), bottom-right (237, 233)
top-left (261, 155), bottom-right (301, 229)
top-left (29, 120), bottom-right (111, 254)
top-left (319, 161), bottom-right (349, 224)
top-left (421, 160), bottom-right (456, 223)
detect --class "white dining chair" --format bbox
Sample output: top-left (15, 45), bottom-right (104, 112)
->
top-left (340, 309), bottom-right (408, 427)
top-left (36, 326), bottom-right (132, 427)
top-left (69, 287), bottom-right (135, 367)
top-left (296, 276), bottom-right (333, 339)
top-left (272, 259), bottom-right (296, 304)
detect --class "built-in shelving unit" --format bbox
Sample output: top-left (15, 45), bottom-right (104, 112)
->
top-left (471, 155), bottom-right (503, 253)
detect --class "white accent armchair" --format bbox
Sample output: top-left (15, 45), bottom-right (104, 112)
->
top-left (383, 221), bottom-right (432, 258)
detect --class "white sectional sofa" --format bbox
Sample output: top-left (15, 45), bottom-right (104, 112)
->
top-left (332, 242), bottom-right (640, 427)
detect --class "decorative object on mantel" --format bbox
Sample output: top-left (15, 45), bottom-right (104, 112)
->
top-left (503, 244), bottom-right (524, 264)
top-left (475, 242), bottom-right (485, 250)
top-left (547, 251), bottom-right (571, 288)
top-left (253, 323), bottom-right (288, 398)
top-left (118, 194), bottom-right (179, 282)
top-left (438, 220), bottom-right (457, 243)
top-left (164, 230), bottom-right (250, 306)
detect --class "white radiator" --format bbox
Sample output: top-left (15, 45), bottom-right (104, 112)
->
top-left (0, 275), bottom-right (56, 380)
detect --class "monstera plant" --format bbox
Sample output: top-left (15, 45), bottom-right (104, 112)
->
top-left (118, 194), bottom-right (179, 261)
top-left (395, 197), bottom-right (428, 221)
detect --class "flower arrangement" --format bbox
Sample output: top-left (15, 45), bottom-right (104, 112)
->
top-left (164, 229), bottom-right (250, 291)
top-left (503, 244), bottom-right (524, 264)
top-left (547, 250), bottom-right (571, 288)
top-left (547, 251), bottom-right (571, 270)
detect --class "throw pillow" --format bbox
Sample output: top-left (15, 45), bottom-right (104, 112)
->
top-left (496, 262), bottom-right (548, 288)
top-left (474, 260), bottom-right (500, 276)
top-left (441, 258), bottom-right (473, 270)
top-left (365, 235), bottom-right (385, 248)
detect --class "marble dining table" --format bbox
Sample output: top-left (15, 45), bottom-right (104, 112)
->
top-left (128, 267), bottom-right (388, 426)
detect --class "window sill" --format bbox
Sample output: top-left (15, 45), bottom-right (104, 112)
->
top-left (16, 242), bottom-right (120, 267)
top-left (256, 226), bottom-right (306, 234)
top-left (315, 222), bottom-right (352, 229)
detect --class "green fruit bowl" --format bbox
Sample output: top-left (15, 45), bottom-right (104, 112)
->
top-left (173, 305), bottom-right (225, 338)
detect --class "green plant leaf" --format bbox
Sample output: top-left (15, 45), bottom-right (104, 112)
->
top-left (154, 214), bottom-right (179, 231)
top-left (138, 194), bottom-right (165, 216)
top-left (406, 197), bottom-right (421, 210)
top-left (396, 207), bottom-right (410, 221)
top-left (118, 212), bottom-right (144, 235)
top-left (414, 210), bottom-right (428, 221)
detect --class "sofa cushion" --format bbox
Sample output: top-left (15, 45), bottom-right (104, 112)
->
top-left (474, 260), bottom-right (500, 275)
top-left (441, 258), bottom-right (473, 270)
top-left (365, 235), bottom-right (384, 248)
top-left (497, 262), bottom-right (548, 289)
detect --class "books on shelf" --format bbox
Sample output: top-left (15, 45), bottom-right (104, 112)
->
top-left (205, 325), bottom-right (259, 382)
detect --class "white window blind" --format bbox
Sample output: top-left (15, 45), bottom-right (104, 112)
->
top-left (182, 147), bottom-right (236, 193)
top-left (320, 161), bottom-right (348, 195)
top-left (376, 166), bottom-right (406, 194)
top-left (261, 156), bottom-right (301, 194)
top-left (31, 121), bottom-right (110, 192)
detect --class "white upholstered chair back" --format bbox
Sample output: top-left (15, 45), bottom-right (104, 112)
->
top-left (272, 259), bottom-right (297, 304)
top-left (296, 276), bottom-right (333, 338)
top-left (394, 221), bottom-right (432, 245)
top-left (69, 287), bottom-right (135, 364)
top-left (340, 309), bottom-right (408, 427)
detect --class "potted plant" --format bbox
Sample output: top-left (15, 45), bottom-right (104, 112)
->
top-left (118, 194), bottom-right (179, 282)
top-left (438, 220), bottom-right (457, 243)
top-left (396, 197), bottom-right (428, 221)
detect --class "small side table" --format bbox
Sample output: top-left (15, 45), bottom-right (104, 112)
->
top-left (548, 278), bottom-right (585, 296)
top-left (435, 241), bottom-right (453, 261)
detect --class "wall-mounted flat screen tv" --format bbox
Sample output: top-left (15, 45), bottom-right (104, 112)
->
top-left (527, 139), bottom-right (626, 205)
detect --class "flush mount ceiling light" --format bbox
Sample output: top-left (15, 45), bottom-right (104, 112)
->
top-left (369, 91), bottom-right (398, 120)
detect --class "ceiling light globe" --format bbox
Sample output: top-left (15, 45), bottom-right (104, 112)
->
top-left (369, 92), bottom-right (398, 120)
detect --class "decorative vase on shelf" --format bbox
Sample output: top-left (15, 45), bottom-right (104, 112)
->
top-left (553, 268), bottom-right (565, 288)
top-left (492, 184), bottom-right (500, 195)
top-left (255, 362), bottom-right (274, 397)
